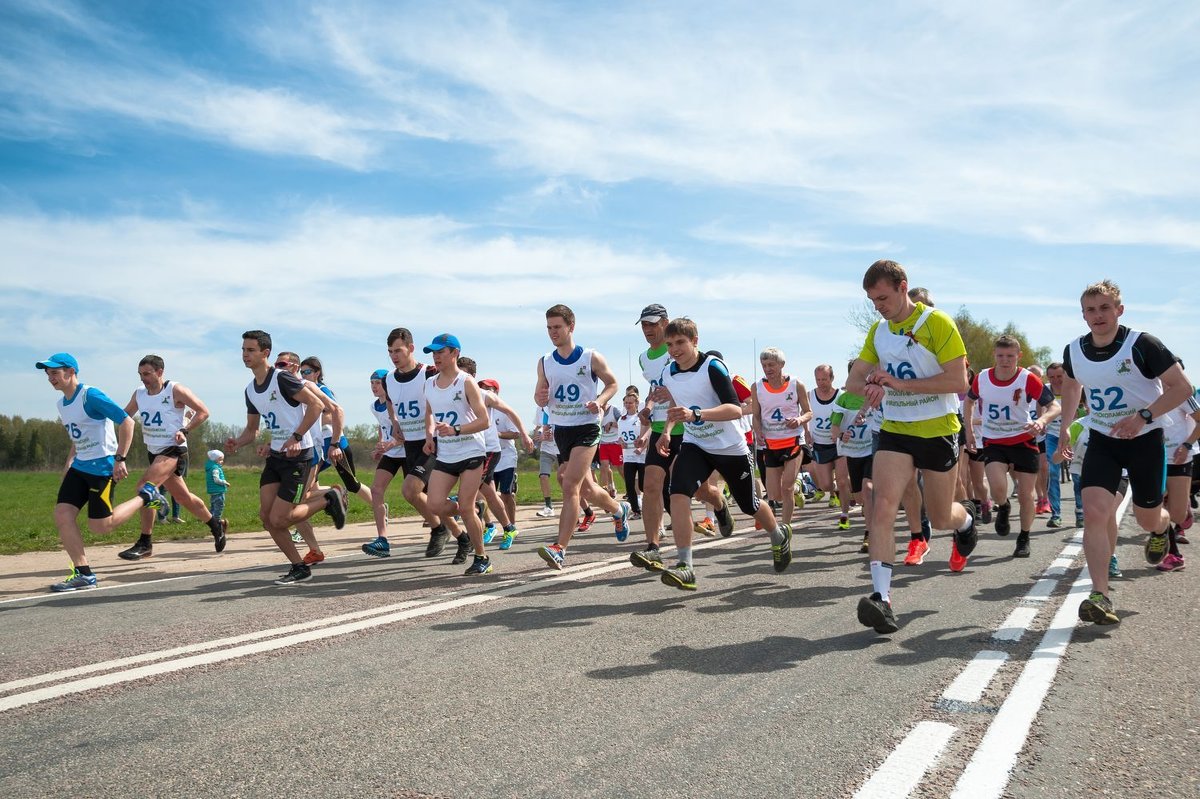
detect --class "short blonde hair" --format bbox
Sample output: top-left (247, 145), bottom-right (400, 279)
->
top-left (1081, 279), bottom-right (1121, 306)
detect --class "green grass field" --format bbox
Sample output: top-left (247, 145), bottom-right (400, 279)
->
top-left (0, 464), bottom-right (630, 556)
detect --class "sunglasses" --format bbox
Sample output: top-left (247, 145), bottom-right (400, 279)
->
top-left (275, 360), bottom-right (295, 369)
top-left (300, 368), bottom-right (314, 376)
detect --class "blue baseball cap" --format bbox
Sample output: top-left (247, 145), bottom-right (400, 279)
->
top-left (370, 369), bottom-right (389, 380)
top-left (422, 333), bottom-right (461, 353)
top-left (36, 352), bottom-right (79, 372)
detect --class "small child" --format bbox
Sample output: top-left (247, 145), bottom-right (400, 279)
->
top-left (206, 449), bottom-right (230, 523)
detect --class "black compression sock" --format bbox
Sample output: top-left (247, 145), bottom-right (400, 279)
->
top-left (77, 565), bottom-right (93, 576)
top-left (137, 533), bottom-right (153, 547)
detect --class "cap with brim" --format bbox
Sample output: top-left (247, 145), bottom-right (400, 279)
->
top-left (479, 378), bottom-right (500, 391)
top-left (636, 303), bottom-right (669, 325)
top-left (423, 333), bottom-right (461, 353)
top-left (370, 369), bottom-right (389, 380)
top-left (36, 352), bottom-right (79, 372)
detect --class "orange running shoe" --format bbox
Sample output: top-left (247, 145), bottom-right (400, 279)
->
top-left (302, 550), bottom-right (326, 566)
top-left (903, 538), bottom-right (929, 566)
top-left (949, 541), bottom-right (968, 572)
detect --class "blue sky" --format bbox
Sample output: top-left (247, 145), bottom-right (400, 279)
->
top-left (2, 0), bottom-right (1197, 432)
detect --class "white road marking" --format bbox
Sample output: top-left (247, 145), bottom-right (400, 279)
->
top-left (853, 721), bottom-right (957, 799)
top-left (941, 650), bottom-right (1008, 704)
top-left (991, 606), bottom-right (1038, 642)
top-left (0, 530), bottom-right (751, 712)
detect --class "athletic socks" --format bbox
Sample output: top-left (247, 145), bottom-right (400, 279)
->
top-left (504, 524), bottom-right (516, 533)
top-left (77, 565), bottom-right (94, 576)
top-left (870, 561), bottom-right (893, 603)
top-left (677, 547), bottom-right (692, 567)
top-left (543, 497), bottom-right (552, 508)
top-left (768, 525), bottom-right (786, 546)
top-left (137, 533), bottom-right (152, 547)
top-left (956, 513), bottom-right (974, 533)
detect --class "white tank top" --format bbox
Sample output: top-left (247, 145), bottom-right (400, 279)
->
top-left (424, 373), bottom-right (485, 462)
top-left (618, 413), bottom-right (645, 464)
top-left (493, 408), bottom-right (518, 470)
top-left (1162, 399), bottom-right (1199, 452)
top-left (384, 365), bottom-right (428, 440)
top-left (662, 356), bottom-right (748, 455)
top-left (535, 407), bottom-right (558, 457)
top-left (599, 405), bottom-right (621, 443)
top-left (871, 308), bottom-right (960, 422)
top-left (542, 347), bottom-right (600, 426)
top-left (480, 388), bottom-right (501, 453)
top-left (1068, 331), bottom-right (1166, 436)
top-left (135, 381), bottom-right (187, 453)
top-left (370, 400), bottom-right (405, 459)
top-left (58, 385), bottom-right (117, 462)
top-left (976, 368), bottom-right (1034, 441)
top-left (640, 347), bottom-right (672, 425)
top-left (245, 370), bottom-right (316, 452)
top-left (833, 397), bottom-right (876, 458)
top-left (756, 378), bottom-right (803, 443)
top-left (808, 388), bottom-right (841, 445)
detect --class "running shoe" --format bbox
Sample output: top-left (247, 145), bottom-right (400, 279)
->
top-left (537, 543), bottom-right (566, 570)
top-left (324, 485), bottom-right (347, 530)
top-left (1075, 512), bottom-right (1084, 528)
top-left (792, 487), bottom-right (806, 511)
top-left (425, 528), bottom-right (448, 558)
top-left (576, 508), bottom-right (596, 532)
top-left (856, 592), bottom-right (898, 634)
top-left (137, 482), bottom-right (167, 511)
top-left (1108, 556), bottom-right (1122, 578)
top-left (1182, 511), bottom-right (1194, 532)
top-left (483, 522), bottom-right (498, 545)
top-left (994, 502), bottom-right (1011, 536)
top-left (1156, 553), bottom-right (1185, 572)
top-left (464, 555), bottom-right (493, 575)
top-left (213, 518), bottom-right (228, 553)
top-left (1145, 531), bottom-right (1170, 565)
top-left (837, 515), bottom-right (850, 531)
top-left (661, 562), bottom-right (697, 591)
top-left (859, 533), bottom-right (870, 554)
top-left (50, 568), bottom-right (97, 592)
top-left (274, 562), bottom-right (311, 585)
top-left (498, 530), bottom-right (517, 550)
top-left (771, 524), bottom-right (793, 573)
top-left (903, 538), bottom-right (929, 566)
top-left (536, 505), bottom-right (555, 518)
top-left (949, 504), bottom-right (978, 573)
top-left (1047, 515), bottom-right (1062, 529)
top-left (1036, 498), bottom-right (1051, 515)
top-left (630, 547), bottom-right (664, 571)
top-left (629, 511), bottom-right (642, 521)
top-left (613, 501), bottom-right (631, 542)
top-left (290, 529), bottom-right (304, 543)
top-left (693, 518), bottom-right (717, 537)
top-left (1013, 532), bottom-right (1031, 558)
top-left (118, 542), bottom-right (153, 561)
top-left (828, 495), bottom-right (841, 509)
top-left (302, 550), bottom-right (325, 566)
top-left (981, 501), bottom-right (993, 525)
top-left (363, 536), bottom-right (391, 558)
top-left (451, 534), bottom-right (471, 565)
top-left (1078, 591), bottom-right (1119, 625)
top-left (714, 501), bottom-right (735, 537)
top-left (813, 489), bottom-right (826, 503)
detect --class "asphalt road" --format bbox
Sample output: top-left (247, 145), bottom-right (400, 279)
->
top-left (0, 497), bottom-right (1196, 799)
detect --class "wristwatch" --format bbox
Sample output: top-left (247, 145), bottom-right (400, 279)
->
top-left (291, 431), bottom-right (304, 442)
top-left (692, 408), bottom-right (702, 423)
top-left (452, 424), bottom-right (462, 436)
top-left (114, 454), bottom-right (127, 462)
top-left (1137, 408), bottom-right (1154, 424)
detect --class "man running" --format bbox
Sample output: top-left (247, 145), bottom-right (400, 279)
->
top-left (751, 347), bottom-right (812, 527)
top-left (117, 354), bottom-right (228, 560)
top-left (224, 330), bottom-right (347, 585)
top-left (846, 260), bottom-right (977, 634)
top-left (534, 304), bottom-right (630, 569)
top-left (39, 352), bottom-right (170, 591)
top-left (1054, 280), bottom-right (1192, 625)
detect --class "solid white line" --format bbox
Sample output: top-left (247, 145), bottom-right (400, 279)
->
top-left (941, 650), bottom-right (1008, 704)
top-left (991, 607), bottom-right (1039, 642)
top-left (853, 721), bottom-right (957, 799)
top-left (948, 490), bottom-right (1133, 799)
top-left (1023, 577), bottom-right (1058, 602)
top-left (0, 529), bottom-right (752, 712)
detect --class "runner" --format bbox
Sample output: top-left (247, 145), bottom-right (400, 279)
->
top-left (1043, 362), bottom-right (1067, 527)
top-left (422, 334), bottom-right (494, 575)
top-left (846, 260), bottom-right (977, 634)
top-left (650, 318), bottom-right (792, 591)
top-left (301, 356), bottom-right (373, 508)
top-left (367, 368), bottom-right (404, 547)
top-left (483, 379), bottom-right (526, 550)
top-left (1053, 280), bottom-right (1192, 625)
top-left (224, 331), bottom-right (347, 585)
top-left (597, 402), bottom-right (623, 499)
top-left (751, 347), bottom-right (813, 528)
top-left (830, 362), bottom-right (880, 557)
top-left (534, 304), bottom-right (631, 570)
top-left (362, 328), bottom-right (463, 560)
top-left (808, 365), bottom-right (848, 520)
top-left (1027, 363), bottom-right (1053, 516)
top-left (617, 392), bottom-right (646, 519)
top-left (963, 335), bottom-right (1059, 558)
top-left (117, 354), bottom-right (228, 561)
top-left (1159, 395), bottom-right (1200, 572)
top-left (38, 352), bottom-right (170, 592)
top-left (631, 303), bottom-right (682, 570)
top-left (532, 406), bottom-right (558, 518)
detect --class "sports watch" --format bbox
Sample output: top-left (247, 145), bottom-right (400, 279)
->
top-left (1137, 408), bottom-right (1154, 424)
